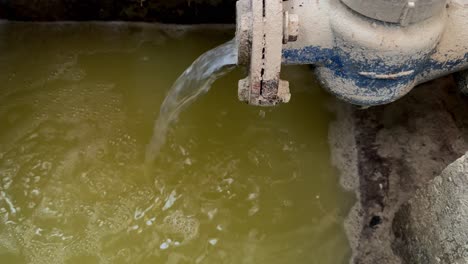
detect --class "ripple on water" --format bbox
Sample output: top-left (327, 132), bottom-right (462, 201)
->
top-left (0, 23), bottom-right (352, 264)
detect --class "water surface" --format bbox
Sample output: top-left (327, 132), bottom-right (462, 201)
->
top-left (0, 22), bottom-right (353, 264)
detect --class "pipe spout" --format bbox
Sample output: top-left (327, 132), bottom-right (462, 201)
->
top-left (235, 0), bottom-right (468, 107)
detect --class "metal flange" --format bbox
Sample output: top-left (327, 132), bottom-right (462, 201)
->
top-left (236, 0), bottom-right (298, 106)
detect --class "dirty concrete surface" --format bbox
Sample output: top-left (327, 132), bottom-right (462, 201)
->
top-left (0, 0), bottom-right (237, 23)
top-left (330, 76), bottom-right (468, 264)
top-left (393, 153), bottom-right (468, 264)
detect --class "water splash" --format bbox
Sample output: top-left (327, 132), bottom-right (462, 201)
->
top-left (145, 39), bottom-right (238, 163)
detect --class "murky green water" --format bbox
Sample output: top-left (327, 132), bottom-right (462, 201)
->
top-left (0, 22), bottom-right (353, 264)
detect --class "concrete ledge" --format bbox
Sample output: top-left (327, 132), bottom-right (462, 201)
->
top-left (0, 0), bottom-right (236, 23)
top-left (393, 154), bottom-right (468, 264)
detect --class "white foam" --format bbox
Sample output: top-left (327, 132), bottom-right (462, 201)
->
top-left (1, 191), bottom-right (16, 214)
top-left (160, 241), bottom-right (169, 250)
top-left (162, 190), bottom-right (178, 211)
top-left (162, 210), bottom-right (200, 241)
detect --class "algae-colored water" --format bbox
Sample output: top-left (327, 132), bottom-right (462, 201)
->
top-left (0, 22), bottom-right (353, 264)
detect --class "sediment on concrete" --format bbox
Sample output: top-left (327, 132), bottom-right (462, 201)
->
top-left (330, 76), bottom-right (468, 264)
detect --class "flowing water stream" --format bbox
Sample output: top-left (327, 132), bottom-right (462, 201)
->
top-left (145, 39), bottom-right (237, 163)
top-left (0, 22), bottom-right (354, 264)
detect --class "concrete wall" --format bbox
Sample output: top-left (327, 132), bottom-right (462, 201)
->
top-left (393, 154), bottom-right (468, 264)
top-left (0, 0), bottom-right (237, 23)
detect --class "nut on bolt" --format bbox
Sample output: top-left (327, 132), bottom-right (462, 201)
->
top-left (283, 11), bottom-right (299, 44)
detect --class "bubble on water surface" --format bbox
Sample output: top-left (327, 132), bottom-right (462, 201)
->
top-left (162, 210), bottom-right (200, 242)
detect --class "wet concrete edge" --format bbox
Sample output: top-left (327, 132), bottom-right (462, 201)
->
top-left (0, 0), bottom-right (237, 24)
top-left (329, 76), bottom-right (468, 264)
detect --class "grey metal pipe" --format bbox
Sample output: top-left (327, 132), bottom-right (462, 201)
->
top-left (340, 0), bottom-right (447, 25)
top-left (236, 0), bottom-right (468, 106)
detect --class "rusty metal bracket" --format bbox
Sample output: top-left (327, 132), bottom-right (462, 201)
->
top-left (236, 0), bottom-right (298, 106)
